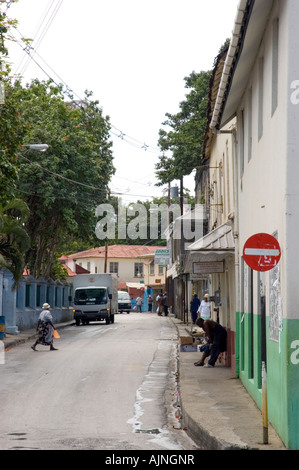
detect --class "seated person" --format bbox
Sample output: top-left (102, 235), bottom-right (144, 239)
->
top-left (194, 317), bottom-right (227, 368)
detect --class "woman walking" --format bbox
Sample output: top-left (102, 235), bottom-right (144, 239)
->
top-left (31, 303), bottom-right (58, 351)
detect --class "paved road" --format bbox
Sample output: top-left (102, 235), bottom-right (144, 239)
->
top-left (0, 312), bottom-right (198, 451)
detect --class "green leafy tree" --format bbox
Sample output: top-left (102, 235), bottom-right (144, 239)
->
top-left (0, 10), bottom-right (29, 204)
top-left (155, 70), bottom-right (211, 185)
top-left (12, 79), bottom-right (114, 279)
top-left (0, 198), bottom-right (30, 286)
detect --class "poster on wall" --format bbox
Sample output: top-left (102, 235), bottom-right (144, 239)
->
top-left (269, 264), bottom-right (283, 342)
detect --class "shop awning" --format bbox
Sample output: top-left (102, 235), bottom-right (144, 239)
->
top-left (184, 223), bottom-right (235, 274)
top-left (126, 282), bottom-right (147, 289)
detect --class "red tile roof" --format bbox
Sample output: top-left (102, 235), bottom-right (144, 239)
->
top-left (62, 263), bottom-right (90, 276)
top-left (65, 244), bottom-right (166, 259)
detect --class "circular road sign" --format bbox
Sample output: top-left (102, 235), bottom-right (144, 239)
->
top-left (243, 233), bottom-right (281, 272)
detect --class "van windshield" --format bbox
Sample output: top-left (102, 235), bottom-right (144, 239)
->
top-left (74, 288), bottom-right (108, 305)
top-left (118, 292), bottom-right (130, 301)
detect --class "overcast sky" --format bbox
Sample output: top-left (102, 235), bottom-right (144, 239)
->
top-left (6, 0), bottom-right (239, 203)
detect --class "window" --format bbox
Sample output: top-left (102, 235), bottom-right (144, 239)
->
top-left (272, 19), bottom-right (279, 115)
top-left (158, 265), bottom-right (164, 275)
top-left (248, 87), bottom-right (252, 161)
top-left (258, 57), bottom-right (264, 141)
top-left (109, 262), bottom-right (118, 274)
top-left (248, 267), bottom-right (254, 379)
top-left (239, 109), bottom-right (245, 176)
top-left (150, 261), bottom-right (155, 275)
top-left (134, 263), bottom-right (143, 277)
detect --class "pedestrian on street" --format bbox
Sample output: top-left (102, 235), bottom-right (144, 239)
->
top-left (190, 294), bottom-right (200, 324)
top-left (197, 293), bottom-right (211, 320)
top-left (136, 296), bottom-right (143, 312)
top-left (195, 317), bottom-right (227, 367)
top-left (163, 292), bottom-right (169, 316)
top-left (156, 293), bottom-right (164, 316)
top-left (147, 294), bottom-right (153, 312)
top-left (31, 303), bottom-right (58, 351)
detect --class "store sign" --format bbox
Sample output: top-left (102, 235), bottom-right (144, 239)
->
top-left (193, 261), bottom-right (224, 274)
top-left (155, 249), bottom-right (170, 265)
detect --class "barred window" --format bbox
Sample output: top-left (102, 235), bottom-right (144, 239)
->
top-left (109, 262), bottom-right (119, 274)
top-left (134, 263), bottom-right (143, 277)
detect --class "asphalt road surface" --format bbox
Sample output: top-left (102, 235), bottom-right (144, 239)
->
top-left (0, 311), bottom-right (198, 451)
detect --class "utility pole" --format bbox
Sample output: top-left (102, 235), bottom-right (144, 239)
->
top-left (180, 176), bottom-right (186, 322)
top-left (104, 241), bottom-right (108, 273)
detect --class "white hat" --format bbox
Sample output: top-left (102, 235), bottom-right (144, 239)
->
top-left (42, 303), bottom-right (50, 309)
top-left (204, 294), bottom-right (209, 298)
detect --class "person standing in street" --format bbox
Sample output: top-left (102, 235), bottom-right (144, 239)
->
top-left (191, 294), bottom-right (200, 324)
top-left (148, 294), bottom-right (153, 312)
top-left (198, 294), bottom-right (211, 320)
top-left (156, 293), bottom-right (164, 316)
top-left (195, 317), bottom-right (227, 367)
top-left (163, 292), bottom-right (169, 316)
top-left (31, 303), bottom-right (58, 351)
top-left (136, 296), bottom-right (142, 312)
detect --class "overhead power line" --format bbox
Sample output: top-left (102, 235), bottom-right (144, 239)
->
top-left (9, 28), bottom-right (161, 156)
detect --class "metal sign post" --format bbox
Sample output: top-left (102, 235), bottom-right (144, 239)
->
top-left (243, 233), bottom-right (281, 445)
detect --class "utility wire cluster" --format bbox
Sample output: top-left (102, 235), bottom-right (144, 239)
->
top-left (6, 0), bottom-right (160, 156)
top-left (3, 0), bottom-right (165, 200)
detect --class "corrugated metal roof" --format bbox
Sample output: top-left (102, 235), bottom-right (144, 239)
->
top-left (187, 223), bottom-right (234, 251)
top-left (210, 0), bottom-right (274, 130)
top-left (183, 223), bottom-right (235, 273)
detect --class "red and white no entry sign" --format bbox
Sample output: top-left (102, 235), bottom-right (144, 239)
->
top-left (243, 233), bottom-right (281, 272)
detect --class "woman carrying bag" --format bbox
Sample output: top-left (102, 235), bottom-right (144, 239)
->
top-left (31, 303), bottom-right (58, 351)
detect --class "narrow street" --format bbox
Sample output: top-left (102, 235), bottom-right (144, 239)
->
top-left (0, 312), bottom-right (198, 451)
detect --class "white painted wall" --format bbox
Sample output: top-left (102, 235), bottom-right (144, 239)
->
top-left (236, 0), bottom-right (299, 321)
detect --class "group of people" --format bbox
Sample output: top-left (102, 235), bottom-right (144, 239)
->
top-left (135, 292), bottom-right (168, 315)
top-left (31, 294), bottom-right (226, 368)
top-left (190, 293), bottom-right (227, 368)
top-left (155, 292), bottom-right (168, 316)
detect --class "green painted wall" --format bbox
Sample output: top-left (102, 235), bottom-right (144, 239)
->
top-left (236, 313), bottom-right (299, 449)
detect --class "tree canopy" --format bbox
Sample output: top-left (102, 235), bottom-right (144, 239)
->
top-left (13, 80), bottom-right (114, 278)
top-left (155, 70), bottom-right (211, 185)
top-left (0, 76), bottom-right (114, 279)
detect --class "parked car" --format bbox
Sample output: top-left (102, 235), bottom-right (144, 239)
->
top-left (117, 291), bottom-right (132, 314)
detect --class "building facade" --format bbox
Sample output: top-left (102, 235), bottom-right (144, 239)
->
top-left (61, 244), bottom-right (167, 307)
top-left (209, 0), bottom-right (299, 449)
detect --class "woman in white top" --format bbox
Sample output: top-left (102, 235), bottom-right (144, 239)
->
top-left (197, 294), bottom-right (211, 320)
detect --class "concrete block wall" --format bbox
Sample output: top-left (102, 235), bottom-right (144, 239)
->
top-left (0, 269), bottom-right (73, 334)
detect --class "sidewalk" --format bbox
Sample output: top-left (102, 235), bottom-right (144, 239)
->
top-left (2, 317), bottom-right (287, 450)
top-left (170, 316), bottom-right (286, 450)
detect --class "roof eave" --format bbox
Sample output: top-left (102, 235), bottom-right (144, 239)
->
top-left (210, 0), bottom-right (274, 131)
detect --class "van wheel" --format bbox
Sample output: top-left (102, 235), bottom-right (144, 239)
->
top-left (106, 317), bottom-right (111, 325)
top-left (75, 319), bottom-right (80, 326)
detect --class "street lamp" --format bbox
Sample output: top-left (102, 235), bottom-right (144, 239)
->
top-left (22, 144), bottom-right (49, 152)
top-left (1, 144), bottom-right (49, 153)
